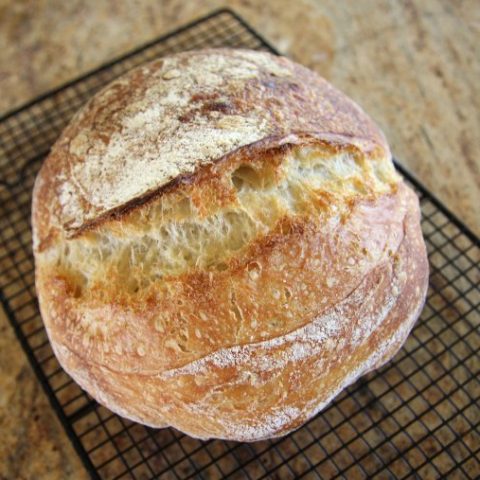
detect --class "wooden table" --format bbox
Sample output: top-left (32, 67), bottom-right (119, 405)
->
top-left (0, 1), bottom-right (478, 478)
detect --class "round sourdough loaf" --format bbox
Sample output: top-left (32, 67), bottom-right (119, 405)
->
top-left (32, 49), bottom-right (428, 441)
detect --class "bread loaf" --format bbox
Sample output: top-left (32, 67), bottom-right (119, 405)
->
top-left (32, 49), bottom-right (428, 441)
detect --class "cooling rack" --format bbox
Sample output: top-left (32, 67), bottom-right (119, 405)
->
top-left (0, 8), bottom-right (478, 480)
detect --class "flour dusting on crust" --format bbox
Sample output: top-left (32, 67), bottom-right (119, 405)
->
top-left (32, 49), bottom-right (429, 442)
top-left (45, 49), bottom-right (389, 234)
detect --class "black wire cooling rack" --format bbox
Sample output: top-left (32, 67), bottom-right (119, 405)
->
top-left (0, 8), bottom-right (478, 480)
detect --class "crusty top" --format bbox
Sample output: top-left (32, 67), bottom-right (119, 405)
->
top-left (32, 49), bottom-right (429, 440)
top-left (34, 49), bottom-right (388, 242)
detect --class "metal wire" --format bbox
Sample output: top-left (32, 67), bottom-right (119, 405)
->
top-left (0, 8), bottom-right (478, 480)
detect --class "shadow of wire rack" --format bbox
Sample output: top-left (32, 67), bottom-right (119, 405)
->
top-left (0, 8), bottom-right (478, 480)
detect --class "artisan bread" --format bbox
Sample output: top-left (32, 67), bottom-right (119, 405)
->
top-left (32, 49), bottom-right (428, 441)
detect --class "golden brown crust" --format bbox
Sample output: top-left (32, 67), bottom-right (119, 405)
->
top-left (32, 49), bottom-right (428, 441)
top-left (32, 48), bottom-right (388, 245)
top-left (40, 185), bottom-right (428, 440)
top-left (37, 184), bottom-right (406, 370)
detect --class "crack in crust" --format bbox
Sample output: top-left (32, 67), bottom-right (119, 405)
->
top-left (32, 48), bottom-right (390, 244)
top-left (32, 49), bottom-right (428, 442)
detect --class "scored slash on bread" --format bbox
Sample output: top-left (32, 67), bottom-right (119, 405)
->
top-left (32, 49), bottom-right (428, 441)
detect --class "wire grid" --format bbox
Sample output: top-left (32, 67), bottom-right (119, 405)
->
top-left (0, 9), bottom-right (478, 480)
